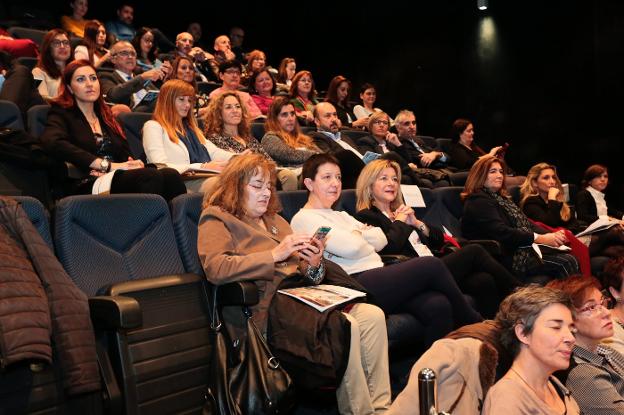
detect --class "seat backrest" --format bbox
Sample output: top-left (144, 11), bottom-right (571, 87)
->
top-left (251, 122), bottom-right (266, 141)
top-left (436, 138), bottom-right (453, 153)
top-left (277, 190), bottom-right (309, 223)
top-left (7, 26), bottom-right (46, 46)
top-left (170, 193), bottom-right (205, 275)
top-left (196, 81), bottom-right (220, 95)
top-left (508, 185), bottom-right (521, 205)
top-left (117, 112), bottom-right (152, 162)
top-left (335, 189), bottom-right (356, 215)
top-left (54, 194), bottom-right (185, 296)
top-left (12, 195), bottom-right (53, 248)
top-left (0, 100), bottom-right (24, 130)
top-left (416, 135), bottom-right (437, 149)
top-left (15, 56), bottom-right (38, 70)
top-left (427, 187), bottom-right (465, 237)
top-left (341, 129), bottom-right (368, 143)
top-left (26, 104), bottom-right (50, 137)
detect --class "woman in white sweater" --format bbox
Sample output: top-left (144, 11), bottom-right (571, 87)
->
top-left (290, 153), bottom-right (482, 348)
top-left (143, 79), bottom-right (236, 192)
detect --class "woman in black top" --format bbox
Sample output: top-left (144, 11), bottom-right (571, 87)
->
top-left (324, 75), bottom-right (368, 129)
top-left (354, 159), bottom-right (519, 317)
top-left (520, 163), bottom-right (624, 258)
top-left (41, 60), bottom-right (185, 200)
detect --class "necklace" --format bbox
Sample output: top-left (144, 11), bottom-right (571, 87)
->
top-left (86, 115), bottom-right (99, 131)
top-left (510, 367), bottom-right (563, 412)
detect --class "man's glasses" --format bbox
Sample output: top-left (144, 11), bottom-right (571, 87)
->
top-left (223, 69), bottom-right (241, 75)
top-left (51, 40), bottom-right (71, 48)
top-left (114, 51), bottom-right (137, 58)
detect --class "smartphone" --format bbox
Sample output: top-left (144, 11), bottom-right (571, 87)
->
top-left (311, 226), bottom-right (331, 243)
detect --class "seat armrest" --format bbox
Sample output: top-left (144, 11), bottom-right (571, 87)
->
top-left (217, 281), bottom-right (259, 306)
top-left (380, 254), bottom-right (411, 266)
top-left (460, 239), bottom-right (502, 256)
top-left (89, 295), bottom-right (142, 330)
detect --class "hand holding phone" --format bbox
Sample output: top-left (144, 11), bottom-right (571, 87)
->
top-left (311, 226), bottom-right (331, 243)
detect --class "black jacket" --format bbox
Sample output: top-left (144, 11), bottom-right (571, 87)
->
top-left (356, 135), bottom-right (423, 185)
top-left (398, 135), bottom-right (448, 169)
top-left (522, 195), bottom-right (586, 233)
top-left (576, 188), bottom-right (623, 224)
top-left (447, 141), bottom-right (480, 171)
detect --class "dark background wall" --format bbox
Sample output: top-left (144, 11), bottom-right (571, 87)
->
top-left (3, 0), bottom-right (624, 205)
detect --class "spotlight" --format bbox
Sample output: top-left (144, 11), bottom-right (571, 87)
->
top-left (478, 0), bottom-right (488, 10)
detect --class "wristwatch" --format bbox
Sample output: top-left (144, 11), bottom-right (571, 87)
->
top-left (99, 158), bottom-right (111, 173)
top-left (416, 223), bottom-right (427, 233)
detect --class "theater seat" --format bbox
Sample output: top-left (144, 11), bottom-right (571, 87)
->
top-left (117, 112), bottom-right (152, 163)
top-left (12, 195), bottom-right (52, 248)
top-left (0, 99), bottom-right (24, 130)
top-left (170, 192), bottom-right (207, 275)
top-left (26, 104), bottom-right (50, 137)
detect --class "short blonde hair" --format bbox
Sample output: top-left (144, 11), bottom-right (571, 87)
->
top-left (356, 159), bottom-right (403, 212)
top-left (367, 111), bottom-right (390, 133)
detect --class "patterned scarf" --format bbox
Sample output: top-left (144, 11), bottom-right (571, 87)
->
top-left (482, 188), bottom-right (539, 275)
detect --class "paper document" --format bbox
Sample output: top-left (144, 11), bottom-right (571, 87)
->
top-left (532, 243), bottom-right (572, 258)
top-left (575, 217), bottom-right (618, 238)
top-left (401, 185), bottom-right (426, 208)
top-left (278, 284), bottom-right (366, 312)
top-left (91, 171), bottom-right (117, 195)
top-left (362, 151), bottom-right (381, 164)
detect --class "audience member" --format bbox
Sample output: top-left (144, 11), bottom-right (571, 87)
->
top-left (74, 20), bottom-right (110, 68)
top-left (394, 109), bottom-right (450, 188)
top-left (482, 285), bottom-right (579, 414)
top-left (0, 51), bottom-right (45, 114)
top-left (290, 154), bottom-right (482, 349)
top-left (576, 164), bottom-right (624, 224)
top-left (248, 68), bottom-right (275, 116)
top-left (461, 156), bottom-right (579, 280)
top-left (132, 27), bottom-right (161, 70)
top-left (209, 60), bottom-right (262, 119)
top-left (520, 162), bottom-right (624, 258)
top-left (353, 83), bottom-right (382, 120)
top-left (357, 111), bottom-right (423, 186)
top-left (355, 159), bottom-right (520, 317)
top-left (40, 60), bottom-right (185, 200)
top-left (186, 22), bottom-right (206, 50)
top-left (262, 96), bottom-right (319, 176)
top-left (198, 153), bottom-right (392, 414)
top-left (325, 75), bottom-right (368, 129)
top-left (61, 0), bottom-right (89, 38)
top-left (602, 257), bottom-right (624, 356)
top-left (289, 70), bottom-right (317, 124)
top-left (99, 41), bottom-right (171, 112)
top-left (175, 31), bottom-right (217, 82)
top-left (33, 29), bottom-right (73, 101)
top-left (548, 276), bottom-right (624, 414)
top-left (311, 102), bottom-right (365, 188)
top-left (105, 3), bottom-right (136, 43)
top-left (213, 35), bottom-right (236, 66)
top-left (244, 49), bottom-right (266, 76)
top-left (228, 26), bottom-right (246, 62)
top-left (143, 79), bottom-right (234, 192)
top-left (447, 118), bottom-right (503, 170)
top-left (276, 57), bottom-right (296, 91)
top-left (0, 28), bottom-right (39, 58)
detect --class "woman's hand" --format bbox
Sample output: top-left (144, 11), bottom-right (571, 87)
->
top-left (112, 157), bottom-right (144, 171)
top-left (488, 146), bottom-right (503, 157)
top-left (547, 187), bottom-right (560, 201)
top-left (301, 111), bottom-right (314, 123)
top-left (271, 233), bottom-right (312, 263)
top-left (535, 230), bottom-right (568, 247)
top-left (385, 132), bottom-right (401, 147)
top-left (298, 237), bottom-right (324, 268)
top-left (201, 160), bottom-right (228, 172)
top-left (351, 117), bottom-right (369, 129)
top-left (393, 204), bottom-right (410, 223)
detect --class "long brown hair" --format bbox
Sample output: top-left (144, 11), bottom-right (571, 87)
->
top-left (153, 79), bottom-right (205, 144)
top-left (520, 162), bottom-right (571, 221)
top-left (202, 91), bottom-right (251, 139)
top-left (277, 57), bottom-right (295, 84)
top-left (204, 153), bottom-right (281, 218)
top-left (461, 155), bottom-right (508, 200)
top-left (325, 75), bottom-right (351, 107)
top-left (52, 59), bottom-right (124, 138)
top-left (265, 96), bottom-right (317, 150)
top-left (37, 28), bottom-right (72, 79)
top-left (80, 20), bottom-right (104, 64)
top-left (168, 56), bottom-right (197, 90)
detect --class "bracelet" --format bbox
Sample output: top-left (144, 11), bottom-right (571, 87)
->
top-left (305, 258), bottom-right (325, 285)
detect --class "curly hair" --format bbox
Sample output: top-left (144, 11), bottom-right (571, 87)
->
top-left (201, 91), bottom-right (251, 139)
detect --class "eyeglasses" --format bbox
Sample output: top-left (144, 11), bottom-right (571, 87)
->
top-left (372, 120), bottom-right (389, 126)
top-left (400, 121), bottom-right (416, 126)
top-left (51, 40), bottom-right (71, 48)
top-left (577, 296), bottom-right (612, 317)
top-left (114, 50), bottom-right (137, 58)
top-left (224, 69), bottom-right (241, 75)
top-left (247, 182), bottom-right (272, 192)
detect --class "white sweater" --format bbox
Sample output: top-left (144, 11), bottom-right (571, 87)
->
top-left (290, 208), bottom-right (387, 274)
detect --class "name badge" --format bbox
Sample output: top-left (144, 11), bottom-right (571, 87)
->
top-left (408, 231), bottom-right (433, 257)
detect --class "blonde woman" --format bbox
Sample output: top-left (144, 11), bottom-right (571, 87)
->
top-left (143, 79), bottom-right (235, 192)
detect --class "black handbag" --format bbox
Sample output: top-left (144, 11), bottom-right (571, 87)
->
top-left (203, 285), bottom-right (295, 415)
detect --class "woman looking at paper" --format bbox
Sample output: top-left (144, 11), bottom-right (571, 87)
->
top-left (41, 60), bottom-right (186, 199)
top-left (461, 156), bottom-right (579, 281)
top-left (354, 159), bottom-right (520, 317)
top-left (198, 153), bottom-right (392, 414)
top-left (143, 79), bottom-right (236, 192)
top-left (291, 154), bottom-right (482, 348)
top-left (520, 163), bottom-right (624, 259)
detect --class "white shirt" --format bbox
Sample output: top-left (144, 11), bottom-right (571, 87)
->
top-left (320, 131), bottom-right (363, 159)
top-left (587, 186), bottom-right (609, 218)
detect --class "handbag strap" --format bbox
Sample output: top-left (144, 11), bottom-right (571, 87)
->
top-left (202, 281), bottom-right (222, 330)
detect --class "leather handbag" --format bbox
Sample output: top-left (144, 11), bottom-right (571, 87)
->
top-left (203, 285), bottom-right (295, 415)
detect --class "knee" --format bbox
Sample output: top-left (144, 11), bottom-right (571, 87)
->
top-left (418, 293), bottom-right (452, 321)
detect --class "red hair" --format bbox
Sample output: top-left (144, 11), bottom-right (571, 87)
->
top-left (53, 60), bottom-right (125, 139)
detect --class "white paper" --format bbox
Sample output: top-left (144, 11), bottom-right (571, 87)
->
top-left (562, 183), bottom-right (570, 203)
top-left (442, 226), bottom-right (454, 237)
top-left (407, 231), bottom-right (433, 256)
top-left (575, 217), bottom-right (618, 238)
top-left (532, 243), bottom-right (572, 258)
top-left (91, 171), bottom-right (117, 195)
top-left (277, 284), bottom-right (366, 313)
top-left (401, 185), bottom-right (426, 208)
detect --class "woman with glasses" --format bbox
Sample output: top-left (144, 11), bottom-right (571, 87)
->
top-left (547, 276), bottom-right (624, 414)
top-left (41, 60), bottom-right (186, 200)
top-left (132, 27), bottom-right (162, 71)
top-left (288, 70), bottom-right (318, 124)
top-left (32, 29), bottom-right (73, 100)
top-left (600, 258), bottom-right (624, 356)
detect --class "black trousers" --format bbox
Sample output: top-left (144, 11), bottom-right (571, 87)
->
top-left (108, 167), bottom-right (186, 201)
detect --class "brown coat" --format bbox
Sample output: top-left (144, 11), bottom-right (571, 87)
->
top-left (0, 196), bottom-right (100, 395)
top-left (198, 206), bottom-right (300, 332)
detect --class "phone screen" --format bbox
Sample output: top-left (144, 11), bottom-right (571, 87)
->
top-left (312, 226), bottom-right (331, 242)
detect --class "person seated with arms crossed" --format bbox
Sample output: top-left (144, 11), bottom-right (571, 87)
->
top-left (41, 60), bottom-right (186, 200)
top-left (143, 79), bottom-right (237, 193)
top-left (198, 153), bottom-right (392, 415)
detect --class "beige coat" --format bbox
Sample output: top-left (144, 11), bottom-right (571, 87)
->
top-left (198, 206), bottom-right (300, 332)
